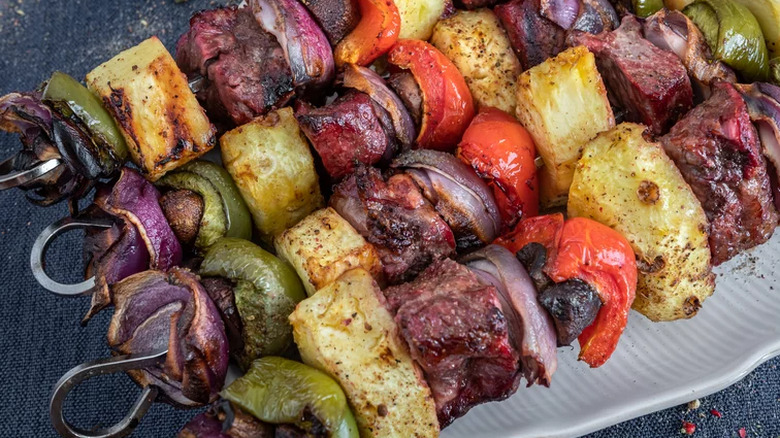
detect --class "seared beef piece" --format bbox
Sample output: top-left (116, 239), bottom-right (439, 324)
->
top-left (661, 82), bottom-right (779, 265)
top-left (569, 15), bottom-right (693, 135)
top-left (538, 278), bottom-right (601, 346)
top-left (330, 166), bottom-right (456, 284)
top-left (295, 91), bottom-right (399, 180)
top-left (496, 0), bottom-right (566, 71)
top-left (384, 259), bottom-right (521, 427)
top-left (644, 9), bottom-right (736, 101)
top-left (176, 7), bottom-right (294, 126)
top-left (300, 0), bottom-right (360, 46)
top-left (387, 71), bottom-right (423, 129)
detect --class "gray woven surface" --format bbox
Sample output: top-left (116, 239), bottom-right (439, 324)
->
top-left (0, 0), bottom-right (777, 436)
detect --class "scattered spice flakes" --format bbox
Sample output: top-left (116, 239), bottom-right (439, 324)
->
top-left (710, 409), bottom-right (723, 418)
top-left (681, 421), bottom-right (696, 435)
top-left (738, 427), bottom-right (747, 438)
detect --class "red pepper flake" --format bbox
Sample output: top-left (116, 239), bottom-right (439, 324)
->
top-left (738, 427), bottom-right (747, 438)
top-left (681, 421), bottom-right (696, 435)
top-left (710, 409), bottom-right (722, 418)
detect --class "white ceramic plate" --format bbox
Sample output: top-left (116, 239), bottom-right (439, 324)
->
top-left (442, 233), bottom-right (780, 438)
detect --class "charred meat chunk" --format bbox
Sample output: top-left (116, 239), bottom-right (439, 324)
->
top-left (496, 0), bottom-right (566, 71)
top-left (661, 81), bottom-right (779, 265)
top-left (295, 91), bottom-right (398, 180)
top-left (384, 259), bottom-right (521, 427)
top-left (569, 15), bottom-right (693, 135)
top-left (387, 71), bottom-right (423, 129)
top-left (300, 0), bottom-right (360, 46)
top-left (330, 166), bottom-right (456, 284)
top-left (176, 7), bottom-right (294, 126)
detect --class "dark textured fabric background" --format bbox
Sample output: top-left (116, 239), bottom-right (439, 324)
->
top-left (0, 0), bottom-right (777, 436)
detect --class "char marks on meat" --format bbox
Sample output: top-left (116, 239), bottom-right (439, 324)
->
top-left (661, 81), bottom-right (779, 265)
top-left (330, 166), bottom-right (456, 284)
top-left (569, 15), bottom-right (693, 135)
top-left (643, 9), bottom-right (736, 101)
top-left (384, 259), bottom-right (521, 427)
top-left (496, 0), bottom-right (566, 71)
top-left (300, 0), bottom-right (360, 46)
top-left (295, 91), bottom-right (398, 180)
top-left (176, 6), bottom-right (294, 126)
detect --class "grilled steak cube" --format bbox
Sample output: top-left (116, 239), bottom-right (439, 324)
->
top-left (176, 7), bottom-right (294, 126)
top-left (661, 82), bottom-right (779, 265)
top-left (295, 91), bottom-right (398, 180)
top-left (569, 15), bottom-right (693, 135)
top-left (384, 258), bottom-right (521, 427)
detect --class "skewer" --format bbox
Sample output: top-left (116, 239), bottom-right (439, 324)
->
top-left (0, 157), bottom-right (62, 191)
top-left (49, 350), bottom-right (167, 438)
top-left (30, 215), bottom-right (114, 296)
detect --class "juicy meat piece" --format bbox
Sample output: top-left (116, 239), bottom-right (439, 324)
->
top-left (295, 91), bottom-right (398, 179)
top-left (496, 0), bottom-right (566, 71)
top-left (569, 15), bottom-right (693, 135)
top-left (330, 166), bottom-right (456, 284)
top-left (176, 7), bottom-right (294, 126)
top-left (387, 71), bottom-right (423, 129)
top-left (300, 0), bottom-right (360, 46)
top-left (384, 259), bottom-right (521, 427)
top-left (661, 82), bottom-right (779, 265)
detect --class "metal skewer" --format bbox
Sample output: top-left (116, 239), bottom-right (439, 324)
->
top-left (50, 350), bottom-right (168, 438)
top-left (30, 215), bottom-right (114, 296)
top-left (0, 157), bottom-right (62, 190)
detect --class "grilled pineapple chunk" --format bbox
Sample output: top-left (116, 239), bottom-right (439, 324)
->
top-left (568, 123), bottom-right (715, 322)
top-left (396, 0), bottom-right (448, 40)
top-left (274, 207), bottom-right (383, 296)
top-left (290, 269), bottom-right (439, 438)
top-left (516, 46), bottom-right (615, 207)
top-left (221, 108), bottom-right (324, 243)
top-left (86, 37), bottom-right (216, 181)
top-left (431, 9), bottom-right (522, 114)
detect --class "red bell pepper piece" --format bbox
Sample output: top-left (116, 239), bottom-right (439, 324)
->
top-left (334, 0), bottom-right (400, 67)
top-left (457, 107), bottom-right (539, 229)
top-left (496, 214), bottom-right (637, 367)
top-left (387, 39), bottom-right (475, 151)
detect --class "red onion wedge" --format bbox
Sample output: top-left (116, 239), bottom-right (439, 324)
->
top-left (392, 149), bottom-right (501, 249)
top-left (250, 0), bottom-right (335, 92)
top-left (342, 64), bottom-right (416, 150)
top-left (737, 82), bottom-right (780, 211)
top-left (107, 268), bottom-right (229, 407)
top-left (540, 0), bottom-right (580, 30)
top-left (461, 244), bottom-right (558, 386)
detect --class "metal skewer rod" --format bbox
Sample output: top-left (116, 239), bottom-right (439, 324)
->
top-left (0, 157), bottom-right (62, 190)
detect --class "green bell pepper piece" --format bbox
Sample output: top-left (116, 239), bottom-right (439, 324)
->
top-left (41, 71), bottom-right (128, 164)
top-left (684, 0), bottom-right (770, 81)
top-left (181, 160), bottom-right (252, 241)
top-left (199, 238), bottom-right (305, 364)
top-left (222, 357), bottom-right (359, 438)
top-left (633, 0), bottom-right (664, 17)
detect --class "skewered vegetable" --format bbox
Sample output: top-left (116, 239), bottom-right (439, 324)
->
top-left (105, 268), bottom-right (229, 406)
top-left (334, 0), bottom-right (401, 67)
top-left (290, 268), bottom-right (440, 438)
top-left (431, 9), bottom-right (521, 115)
top-left (222, 357), bottom-right (359, 438)
top-left (84, 167), bottom-right (183, 320)
top-left (395, 0), bottom-right (450, 40)
top-left (220, 107), bottom-right (324, 243)
top-left (457, 107), bottom-right (539, 229)
top-left (86, 37), bottom-right (216, 181)
top-left (496, 214), bottom-right (637, 367)
top-left (179, 401), bottom-right (273, 437)
top-left (199, 238), bottom-right (306, 367)
top-left (682, 0), bottom-right (769, 81)
top-left (515, 45), bottom-right (615, 207)
top-left (568, 123), bottom-right (715, 321)
top-left (156, 160), bottom-right (251, 250)
top-left (387, 39), bottom-right (475, 151)
top-left (274, 207), bottom-right (383, 296)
